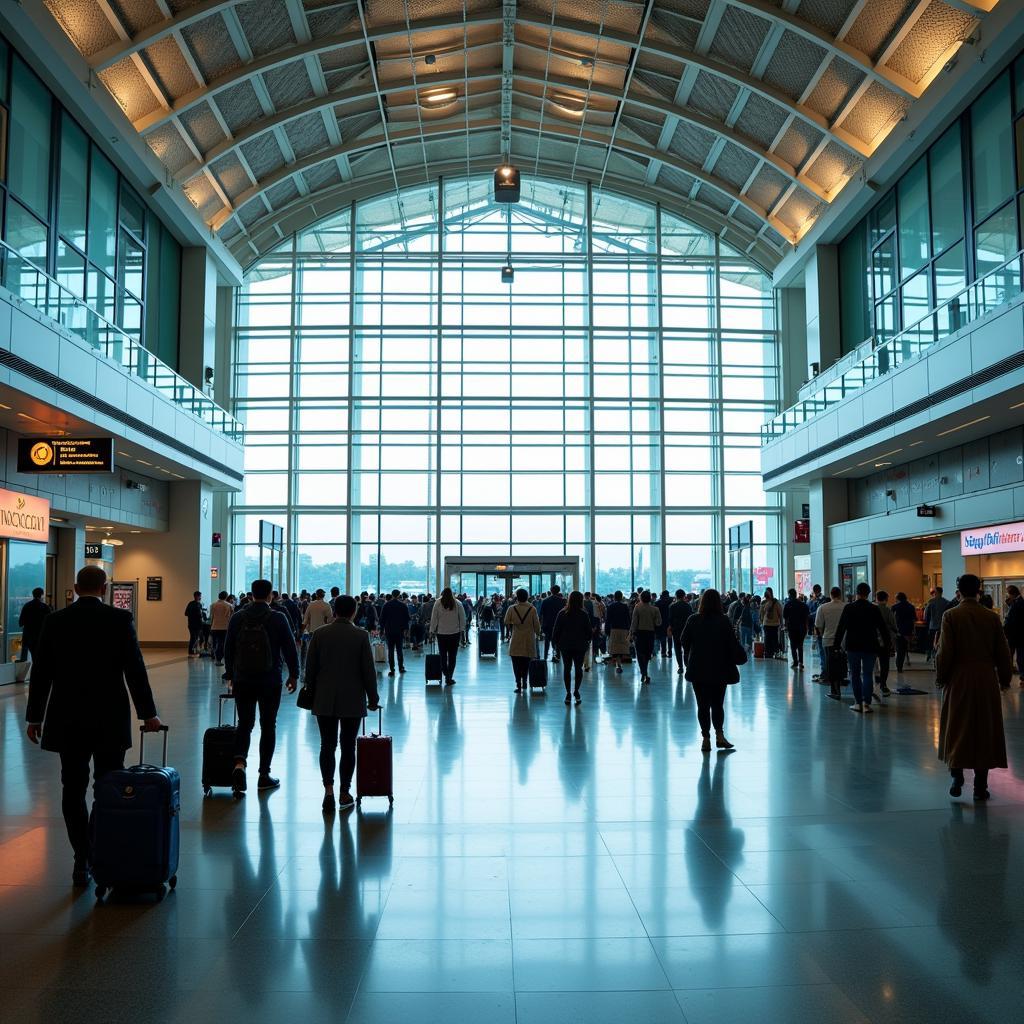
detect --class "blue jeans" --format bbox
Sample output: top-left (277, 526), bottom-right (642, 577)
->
top-left (740, 625), bottom-right (752, 648)
top-left (847, 651), bottom-right (877, 705)
top-left (815, 635), bottom-right (825, 665)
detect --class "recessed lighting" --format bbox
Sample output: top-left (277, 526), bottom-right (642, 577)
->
top-left (909, 440), bottom-right (924, 447)
top-left (875, 461), bottom-right (892, 467)
top-left (51, 516), bottom-right (66, 523)
top-left (420, 88), bottom-right (458, 107)
top-left (136, 459), bottom-right (152, 466)
top-left (0, 403), bottom-right (10, 410)
top-left (936, 415), bottom-right (990, 437)
top-left (117, 450), bottom-right (131, 457)
top-left (130, 530), bottom-right (142, 534)
top-left (922, 548), bottom-right (941, 554)
top-left (1011, 401), bottom-right (1024, 410)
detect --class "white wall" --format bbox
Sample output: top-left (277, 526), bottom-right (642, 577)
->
top-left (114, 480), bottom-right (213, 645)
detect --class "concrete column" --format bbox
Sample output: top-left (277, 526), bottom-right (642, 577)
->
top-left (178, 248), bottom-right (218, 394)
top-left (804, 245), bottom-right (840, 376)
top-left (55, 525), bottom-right (85, 608)
top-left (116, 480), bottom-right (213, 645)
top-left (778, 286), bottom-right (807, 408)
top-left (809, 477), bottom-right (848, 588)
top-left (940, 531), bottom-right (966, 591)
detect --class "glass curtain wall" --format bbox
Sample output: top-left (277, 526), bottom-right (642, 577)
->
top-left (0, 33), bottom-right (181, 361)
top-left (231, 176), bottom-right (781, 596)
top-left (837, 49), bottom-right (1024, 355)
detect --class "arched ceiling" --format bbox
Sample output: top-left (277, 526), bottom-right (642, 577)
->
top-left (44, 0), bottom-right (995, 270)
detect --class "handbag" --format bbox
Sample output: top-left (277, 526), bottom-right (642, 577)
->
top-left (296, 683), bottom-right (314, 710)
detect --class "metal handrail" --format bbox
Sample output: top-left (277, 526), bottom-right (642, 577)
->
top-left (0, 240), bottom-right (243, 443)
top-left (762, 248), bottom-right (1024, 442)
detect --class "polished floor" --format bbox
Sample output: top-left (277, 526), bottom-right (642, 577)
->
top-left (1, 636), bottom-right (1022, 1023)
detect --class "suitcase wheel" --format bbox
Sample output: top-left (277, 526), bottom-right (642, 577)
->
top-left (169, 875), bottom-right (177, 890)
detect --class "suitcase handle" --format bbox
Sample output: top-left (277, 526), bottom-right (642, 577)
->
top-left (362, 706), bottom-right (382, 737)
top-left (138, 724), bottom-right (169, 766)
top-left (218, 692), bottom-right (236, 727)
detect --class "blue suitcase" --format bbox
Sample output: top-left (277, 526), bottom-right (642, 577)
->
top-left (91, 726), bottom-right (179, 902)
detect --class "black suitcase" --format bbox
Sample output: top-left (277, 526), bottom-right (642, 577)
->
top-left (528, 657), bottom-right (547, 689)
top-left (202, 694), bottom-right (237, 796)
top-left (478, 628), bottom-right (498, 658)
top-left (91, 726), bottom-right (179, 902)
top-left (425, 639), bottom-right (442, 683)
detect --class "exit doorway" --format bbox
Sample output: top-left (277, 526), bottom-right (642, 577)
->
top-left (443, 557), bottom-right (579, 599)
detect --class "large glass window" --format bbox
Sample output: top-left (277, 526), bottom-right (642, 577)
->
top-left (229, 178), bottom-right (782, 595)
top-left (971, 72), bottom-right (1014, 223)
top-left (8, 58), bottom-right (50, 218)
top-left (58, 114), bottom-right (88, 250)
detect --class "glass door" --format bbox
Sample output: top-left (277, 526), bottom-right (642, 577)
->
top-left (839, 561), bottom-right (869, 602)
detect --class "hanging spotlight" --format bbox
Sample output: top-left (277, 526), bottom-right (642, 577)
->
top-left (494, 163), bottom-right (521, 203)
top-left (501, 264), bottom-right (515, 284)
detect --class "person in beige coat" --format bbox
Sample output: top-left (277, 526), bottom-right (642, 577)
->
top-left (505, 589), bottom-right (542, 692)
top-left (936, 573), bottom-right (1012, 801)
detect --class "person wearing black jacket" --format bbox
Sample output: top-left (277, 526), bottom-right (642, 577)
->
top-left (224, 579), bottom-right (299, 793)
top-left (540, 586), bottom-right (567, 662)
top-left (655, 590), bottom-right (673, 658)
top-left (681, 589), bottom-right (744, 752)
top-left (18, 587), bottom-right (50, 663)
top-left (1002, 585), bottom-right (1024, 682)
top-left (892, 592), bottom-right (917, 673)
top-left (833, 582), bottom-right (890, 713)
top-left (378, 590), bottom-right (411, 676)
top-left (185, 591), bottom-right (205, 657)
top-left (551, 591), bottom-right (593, 704)
top-left (25, 566), bottom-right (161, 886)
top-left (667, 590), bottom-right (692, 675)
top-left (782, 589), bottom-right (808, 669)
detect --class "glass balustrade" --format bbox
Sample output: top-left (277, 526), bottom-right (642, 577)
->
top-left (0, 240), bottom-right (243, 442)
top-left (762, 249), bottom-right (1024, 442)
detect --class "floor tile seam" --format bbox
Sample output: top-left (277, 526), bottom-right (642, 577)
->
top-left (228, 883), bottom-right (283, 941)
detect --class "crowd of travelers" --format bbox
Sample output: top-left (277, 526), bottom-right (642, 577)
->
top-left (17, 562), bottom-right (1018, 887)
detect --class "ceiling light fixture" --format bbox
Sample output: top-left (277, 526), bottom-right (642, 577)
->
top-left (936, 415), bottom-right (990, 437)
top-left (1011, 400), bottom-right (1024, 410)
top-left (494, 163), bottom-right (521, 203)
top-left (420, 87), bottom-right (458, 108)
top-left (922, 548), bottom-right (942, 554)
top-left (551, 92), bottom-right (586, 115)
top-left (105, 537), bottom-right (124, 546)
top-left (0, 403), bottom-right (10, 410)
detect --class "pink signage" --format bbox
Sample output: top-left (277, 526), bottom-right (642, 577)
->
top-left (961, 522), bottom-right (1024, 556)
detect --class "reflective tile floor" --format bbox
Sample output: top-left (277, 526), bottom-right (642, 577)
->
top-left (2, 638), bottom-right (1023, 1023)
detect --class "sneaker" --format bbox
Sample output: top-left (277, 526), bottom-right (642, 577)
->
top-left (949, 778), bottom-right (963, 797)
top-left (339, 792), bottom-right (355, 809)
top-left (881, 685), bottom-right (892, 696)
top-left (850, 702), bottom-right (863, 713)
top-left (791, 661), bottom-right (799, 668)
top-left (862, 704), bottom-right (873, 714)
top-left (232, 764), bottom-right (247, 793)
top-left (388, 670), bottom-right (395, 677)
top-left (564, 694), bottom-right (572, 704)
top-left (574, 692), bottom-right (582, 705)
top-left (257, 774), bottom-right (280, 790)
top-left (399, 667), bottom-right (406, 674)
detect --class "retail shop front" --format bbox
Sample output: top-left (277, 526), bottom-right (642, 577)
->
top-left (0, 486), bottom-right (49, 684)
top-left (960, 520), bottom-right (1024, 608)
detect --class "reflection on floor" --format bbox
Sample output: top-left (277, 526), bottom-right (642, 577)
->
top-left (1, 637), bottom-right (1022, 1023)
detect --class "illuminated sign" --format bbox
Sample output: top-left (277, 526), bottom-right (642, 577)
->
top-left (0, 487), bottom-right (49, 542)
top-left (961, 521), bottom-right (1024, 556)
top-left (17, 437), bottom-right (114, 473)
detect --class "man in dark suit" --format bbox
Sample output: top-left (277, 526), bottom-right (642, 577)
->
top-left (540, 585), bottom-right (567, 662)
top-left (25, 566), bottom-right (162, 886)
top-left (18, 586), bottom-right (51, 663)
top-left (378, 589), bottom-right (410, 676)
top-left (224, 578), bottom-right (298, 795)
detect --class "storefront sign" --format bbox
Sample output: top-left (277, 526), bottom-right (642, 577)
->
top-left (961, 521), bottom-right (1024, 555)
top-left (17, 437), bottom-right (114, 474)
top-left (0, 487), bottom-right (49, 542)
top-left (147, 577), bottom-right (163, 601)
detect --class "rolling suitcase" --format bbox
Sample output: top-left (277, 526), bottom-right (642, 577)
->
top-left (425, 638), bottom-right (442, 683)
top-left (202, 693), bottom-right (236, 797)
top-left (478, 628), bottom-right (498, 658)
top-left (528, 655), bottom-right (548, 690)
top-left (753, 640), bottom-right (765, 658)
top-left (91, 725), bottom-right (179, 902)
top-left (356, 708), bottom-right (393, 806)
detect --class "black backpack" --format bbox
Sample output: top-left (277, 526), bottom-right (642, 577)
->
top-left (235, 605), bottom-right (275, 676)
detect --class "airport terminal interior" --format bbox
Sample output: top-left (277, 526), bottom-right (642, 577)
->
top-left (1, 0), bottom-right (1024, 1021)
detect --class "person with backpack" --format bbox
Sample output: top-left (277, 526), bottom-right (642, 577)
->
top-left (428, 588), bottom-right (467, 686)
top-left (224, 578), bottom-right (299, 794)
top-left (505, 589), bottom-right (542, 692)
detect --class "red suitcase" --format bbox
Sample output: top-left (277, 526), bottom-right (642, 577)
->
top-left (356, 708), bottom-right (393, 806)
top-left (753, 640), bottom-right (765, 659)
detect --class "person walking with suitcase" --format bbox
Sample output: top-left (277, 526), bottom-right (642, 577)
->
top-left (429, 587), bottom-right (467, 686)
top-left (379, 590), bottom-right (411, 677)
top-left (303, 595), bottom-right (381, 811)
top-left (25, 566), bottom-right (162, 887)
top-left (551, 591), bottom-right (592, 704)
top-left (223, 578), bottom-right (298, 794)
top-left (505, 588), bottom-right (542, 692)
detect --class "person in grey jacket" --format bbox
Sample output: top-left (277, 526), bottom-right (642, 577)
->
top-left (303, 594), bottom-right (380, 812)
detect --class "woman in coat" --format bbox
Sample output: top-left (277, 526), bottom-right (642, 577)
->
top-left (681, 588), bottom-right (746, 752)
top-left (759, 588), bottom-right (782, 658)
top-left (303, 595), bottom-right (381, 812)
top-left (629, 590), bottom-right (662, 685)
top-left (504, 588), bottom-right (542, 693)
top-left (428, 587), bottom-right (467, 686)
top-left (551, 590), bottom-right (594, 704)
top-left (935, 573), bottom-right (1012, 800)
